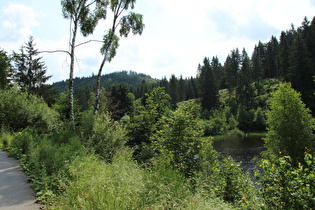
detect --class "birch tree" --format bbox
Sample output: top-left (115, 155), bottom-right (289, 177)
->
top-left (94, 0), bottom-right (144, 116)
top-left (61, 0), bottom-right (107, 123)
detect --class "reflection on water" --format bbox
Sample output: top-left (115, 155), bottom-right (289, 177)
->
top-left (213, 136), bottom-right (266, 173)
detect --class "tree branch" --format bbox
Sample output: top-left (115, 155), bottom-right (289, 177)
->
top-left (75, 39), bottom-right (103, 48)
top-left (38, 50), bottom-right (71, 56)
top-left (85, 0), bottom-right (97, 8)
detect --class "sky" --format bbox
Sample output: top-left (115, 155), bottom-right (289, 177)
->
top-left (0, 0), bottom-right (315, 83)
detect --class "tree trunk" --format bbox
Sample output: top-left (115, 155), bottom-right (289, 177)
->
top-left (69, 20), bottom-right (78, 125)
top-left (94, 53), bottom-right (107, 116)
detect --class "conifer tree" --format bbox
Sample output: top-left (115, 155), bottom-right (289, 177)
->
top-left (237, 49), bottom-right (253, 108)
top-left (169, 74), bottom-right (178, 107)
top-left (198, 57), bottom-right (218, 110)
top-left (0, 49), bottom-right (12, 89)
top-left (278, 31), bottom-right (291, 79)
top-left (288, 32), bottom-right (315, 111)
top-left (178, 75), bottom-right (186, 102)
top-left (265, 36), bottom-right (279, 78)
top-left (224, 49), bottom-right (241, 90)
top-left (12, 36), bottom-right (51, 95)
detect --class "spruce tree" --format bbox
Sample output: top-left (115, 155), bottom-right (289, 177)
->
top-left (178, 75), bottom-right (186, 102)
top-left (198, 57), bottom-right (218, 110)
top-left (279, 31), bottom-right (291, 79)
top-left (265, 36), bottom-right (279, 78)
top-left (237, 49), bottom-right (253, 108)
top-left (169, 74), bottom-right (179, 107)
top-left (12, 36), bottom-right (51, 95)
top-left (288, 32), bottom-right (315, 111)
top-left (0, 49), bottom-right (12, 89)
top-left (224, 49), bottom-right (241, 90)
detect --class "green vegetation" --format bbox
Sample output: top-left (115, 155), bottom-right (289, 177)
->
top-left (0, 89), bottom-right (60, 132)
top-left (256, 82), bottom-right (315, 209)
top-left (257, 153), bottom-right (315, 209)
top-left (0, 48), bottom-right (12, 89)
top-left (263, 83), bottom-right (315, 162)
top-left (53, 71), bottom-right (157, 93)
top-left (1, 13), bottom-right (315, 210)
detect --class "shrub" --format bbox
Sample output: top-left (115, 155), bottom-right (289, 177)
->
top-left (0, 129), bottom-right (13, 150)
top-left (204, 106), bottom-right (239, 136)
top-left (0, 89), bottom-right (60, 132)
top-left (200, 154), bottom-right (260, 209)
top-left (151, 103), bottom-right (205, 177)
top-left (264, 83), bottom-right (315, 163)
top-left (220, 157), bottom-right (260, 208)
top-left (89, 113), bottom-right (126, 162)
top-left (8, 129), bottom-right (85, 203)
top-left (257, 153), bottom-right (315, 209)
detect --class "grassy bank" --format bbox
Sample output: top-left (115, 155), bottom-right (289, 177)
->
top-left (0, 130), bottom-right (235, 209)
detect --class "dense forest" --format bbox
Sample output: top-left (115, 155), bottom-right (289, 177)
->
top-left (51, 16), bottom-right (315, 133)
top-left (1, 2), bottom-right (315, 208)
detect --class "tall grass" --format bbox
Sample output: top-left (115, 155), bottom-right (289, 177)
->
top-left (4, 129), bottom-right (86, 204)
top-left (3, 128), bottom-right (233, 209)
top-left (0, 129), bottom-right (13, 150)
top-left (51, 149), bottom-right (233, 209)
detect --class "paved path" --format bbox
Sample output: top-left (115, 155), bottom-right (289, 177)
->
top-left (0, 150), bottom-right (39, 210)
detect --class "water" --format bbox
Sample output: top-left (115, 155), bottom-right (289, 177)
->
top-left (213, 136), bottom-right (266, 173)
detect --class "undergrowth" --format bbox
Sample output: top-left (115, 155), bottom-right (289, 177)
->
top-left (50, 150), bottom-right (233, 209)
top-left (0, 129), bottom-right (234, 209)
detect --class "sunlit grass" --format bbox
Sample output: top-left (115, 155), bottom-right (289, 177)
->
top-left (0, 130), bottom-right (13, 150)
top-left (50, 149), bottom-right (233, 209)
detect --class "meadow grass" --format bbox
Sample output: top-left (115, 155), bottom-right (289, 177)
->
top-left (2, 129), bottom-right (235, 209)
top-left (50, 149), bottom-right (233, 209)
top-left (0, 130), bottom-right (13, 150)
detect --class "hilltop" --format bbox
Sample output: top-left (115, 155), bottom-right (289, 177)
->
top-left (53, 70), bottom-right (158, 93)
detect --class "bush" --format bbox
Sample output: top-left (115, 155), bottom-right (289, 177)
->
top-left (257, 153), bottom-right (315, 209)
top-left (203, 106), bottom-right (239, 136)
top-left (89, 113), bottom-right (126, 162)
top-left (151, 103), bottom-right (205, 177)
top-left (0, 89), bottom-right (60, 132)
top-left (8, 129), bottom-right (85, 203)
top-left (220, 157), bottom-right (260, 208)
top-left (0, 129), bottom-right (13, 150)
top-left (200, 155), bottom-right (260, 209)
top-left (264, 83), bottom-right (315, 163)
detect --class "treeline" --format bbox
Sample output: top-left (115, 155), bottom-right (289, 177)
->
top-left (53, 70), bottom-right (157, 93)
top-left (66, 17), bottom-right (315, 127)
top-left (157, 17), bottom-right (315, 113)
top-left (107, 17), bottom-right (314, 134)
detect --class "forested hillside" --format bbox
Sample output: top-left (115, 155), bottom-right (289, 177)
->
top-left (48, 17), bottom-right (315, 134)
top-left (55, 17), bottom-right (315, 119)
top-left (53, 70), bottom-right (157, 92)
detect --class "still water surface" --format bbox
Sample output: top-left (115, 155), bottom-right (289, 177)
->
top-left (213, 136), bottom-right (266, 173)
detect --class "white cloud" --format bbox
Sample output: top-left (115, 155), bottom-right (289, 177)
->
top-left (0, 4), bottom-right (39, 43)
top-left (257, 0), bottom-right (315, 29)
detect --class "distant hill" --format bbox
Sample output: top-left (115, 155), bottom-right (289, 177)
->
top-left (53, 71), bottom-right (158, 92)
